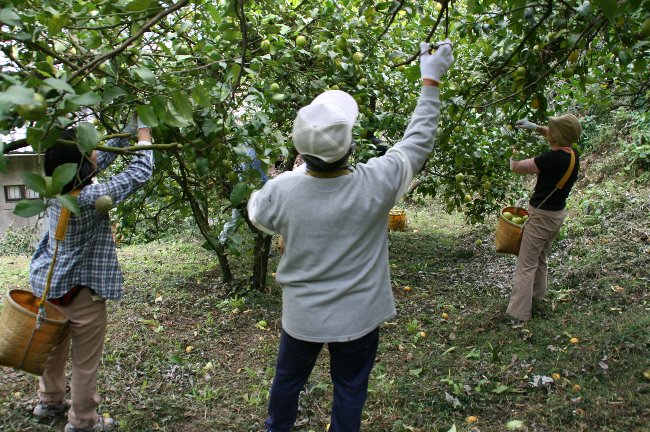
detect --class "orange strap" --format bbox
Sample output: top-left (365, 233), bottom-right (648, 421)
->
top-left (556, 148), bottom-right (576, 189)
top-left (54, 189), bottom-right (80, 241)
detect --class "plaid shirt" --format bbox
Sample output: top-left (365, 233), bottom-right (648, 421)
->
top-left (30, 138), bottom-right (154, 301)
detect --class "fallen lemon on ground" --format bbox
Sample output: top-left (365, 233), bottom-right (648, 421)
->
top-left (441, 312), bottom-right (449, 319)
top-left (403, 285), bottom-right (412, 291)
top-left (570, 337), bottom-right (579, 344)
top-left (552, 373), bottom-right (561, 381)
top-left (573, 384), bottom-right (581, 392)
top-left (466, 415), bottom-right (478, 423)
top-left (419, 331), bottom-right (426, 338)
top-left (185, 346), bottom-right (194, 353)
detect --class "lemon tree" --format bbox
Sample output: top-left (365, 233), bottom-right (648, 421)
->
top-left (1, 0), bottom-right (648, 287)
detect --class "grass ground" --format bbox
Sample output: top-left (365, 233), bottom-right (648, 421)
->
top-left (0, 185), bottom-right (648, 431)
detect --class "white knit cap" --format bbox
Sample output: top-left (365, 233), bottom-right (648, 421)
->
top-left (292, 90), bottom-right (359, 163)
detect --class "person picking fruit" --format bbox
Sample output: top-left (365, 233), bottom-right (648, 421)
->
top-left (29, 114), bottom-right (154, 432)
top-left (506, 114), bottom-right (581, 322)
top-left (247, 39), bottom-right (454, 432)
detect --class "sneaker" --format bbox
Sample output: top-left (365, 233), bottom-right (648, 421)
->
top-left (510, 318), bottom-right (526, 329)
top-left (64, 417), bottom-right (117, 432)
top-left (32, 400), bottom-right (71, 419)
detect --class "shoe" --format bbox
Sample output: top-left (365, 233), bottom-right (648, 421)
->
top-left (32, 400), bottom-right (70, 419)
top-left (510, 318), bottom-right (526, 329)
top-left (64, 417), bottom-right (117, 432)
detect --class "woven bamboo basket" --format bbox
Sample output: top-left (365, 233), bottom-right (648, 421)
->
top-left (388, 209), bottom-right (407, 231)
top-left (0, 289), bottom-right (69, 375)
top-left (495, 206), bottom-right (529, 256)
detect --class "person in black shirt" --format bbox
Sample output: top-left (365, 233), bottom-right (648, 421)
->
top-left (507, 114), bottom-right (581, 322)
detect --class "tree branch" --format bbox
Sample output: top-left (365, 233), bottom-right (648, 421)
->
top-left (67, 0), bottom-right (190, 84)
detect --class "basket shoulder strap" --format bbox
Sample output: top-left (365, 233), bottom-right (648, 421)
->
top-left (54, 189), bottom-right (81, 241)
top-left (556, 149), bottom-right (576, 190)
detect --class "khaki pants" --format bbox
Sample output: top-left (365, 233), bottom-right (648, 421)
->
top-left (38, 288), bottom-right (107, 429)
top-left (507, 206), bottom-right (566, 321)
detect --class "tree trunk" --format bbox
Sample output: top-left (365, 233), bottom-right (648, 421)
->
top-left (250, 232), bottom-right (272, 291)
top-left (172, 153), bottom-right (233, 283)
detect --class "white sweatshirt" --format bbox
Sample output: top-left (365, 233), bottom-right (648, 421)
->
top-left (248, 86), bottom-right (442, 342)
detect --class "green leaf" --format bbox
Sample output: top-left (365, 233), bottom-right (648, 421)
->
top-left (22, 173), bottom-right (47, 196)
top-left (173, 92), bottom-right (194, 123)
top-left (52, 163), bottom-right (78, 194)
top-left (0, 85), bottom-right (34, 106)
top-left (136, 105), bottom-right (159, 127)
top-left (131, 66), bottom-right (156, 84)
top-left (26, 127), bottom-right (45, 149)
top-left (191, 84), bottom-right (211, 107)
top-left (0, 7), bottom-right (21, 27)
top-left (408, 368), bottom-right (423, 376)
top-left (162, 99), bottom-right (191, 128)
top-left (196, 157), bottom-right (209, 177)
top-left (229, 182), bottom-right (249, 207)
top-left (204, 4), bottom-right (221, 21)
top-left (44, 78), bottom-right (75, 94)
top-left (593, 0), bottom-right (617, 19)
top-left (102, 86), bottom-right (128, 103)
top-left (493, 385), bottom-right (509, 394)
top-left (13, 199), bottom-right (46, 218)
top-left (47, 11), bottom-right (68, 34)
top-left (69, 91), bottom-right (101, 106)
top-left (125, 0), bottom-right (152, 12)
top-left (57, 193), bottom-right (80, 216)
top-left (76, 122), bottom-right (99, 154)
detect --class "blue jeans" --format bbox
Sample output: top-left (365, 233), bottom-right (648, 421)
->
top-left (265, 328), bottom-right (379, 432)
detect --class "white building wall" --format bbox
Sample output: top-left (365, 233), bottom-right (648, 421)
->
top-left (0, 153), bottom-right (46, 235)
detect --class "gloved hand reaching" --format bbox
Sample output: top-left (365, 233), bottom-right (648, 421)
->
top-left (122, 113), bottom-right (152, 135)
top-left (420, 39), bottom-right (454, 83)
top-left (515, 119), bottom-right (538, 130)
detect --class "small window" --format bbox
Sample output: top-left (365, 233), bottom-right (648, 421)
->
top-left (4, 185), bottom-right (40, 202)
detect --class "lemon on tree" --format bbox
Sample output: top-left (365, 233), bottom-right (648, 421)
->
top-left (352, 51), bottom-right (364, 64)
top-left (270, 82), bottom-right (280, 93)
top-left (531, 97), bottom-right (541, 110)
top-left (16, 93), bottom-right (47, 121)
top-left (642, 18), bottom-right (650, 38)
top-left (261, 39), bottom-right (271, 52)
top-left (295, 35), bottom-right (307, 48)
top-left (95, 195), bottom-right (114, 214)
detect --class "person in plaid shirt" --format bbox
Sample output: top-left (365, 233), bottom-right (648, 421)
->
top-left (29, 118), bottom-right (154, 432)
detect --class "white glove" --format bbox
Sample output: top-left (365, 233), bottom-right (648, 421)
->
top-left (515, 119), bottom-right (538, 130)
top-left (137, 117), bottom-right (150, 129)
top-left (122, 114), bottom-right (138, 135)
top-left (122, 113), bottom-right (152, 135)
top-left (420, 39), bottom-right (454, 82)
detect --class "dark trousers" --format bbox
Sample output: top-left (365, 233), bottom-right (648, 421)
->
top-left (265, 327), bottom-right (379, 432)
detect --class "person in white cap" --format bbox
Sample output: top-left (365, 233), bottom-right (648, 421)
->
top-left (507, 114), bottom-right (581, 322)
top-left (247, 39), bottom-right (453, 432)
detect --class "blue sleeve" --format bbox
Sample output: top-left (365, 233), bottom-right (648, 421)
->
top-left (81, 149), bottom-right (154, 208)
top-left (96, 137), bottom-right (130, 170)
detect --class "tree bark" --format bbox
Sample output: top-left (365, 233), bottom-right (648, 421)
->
top-left (250, 232), bottom-right (272, 292)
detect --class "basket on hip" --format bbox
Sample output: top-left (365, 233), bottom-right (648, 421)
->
top-left (0, 289), bottom-right (68, 375)
top-left (0, 190), bottom-right (78, 375)
top-left (495, 206), bottom-right (529, 256)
